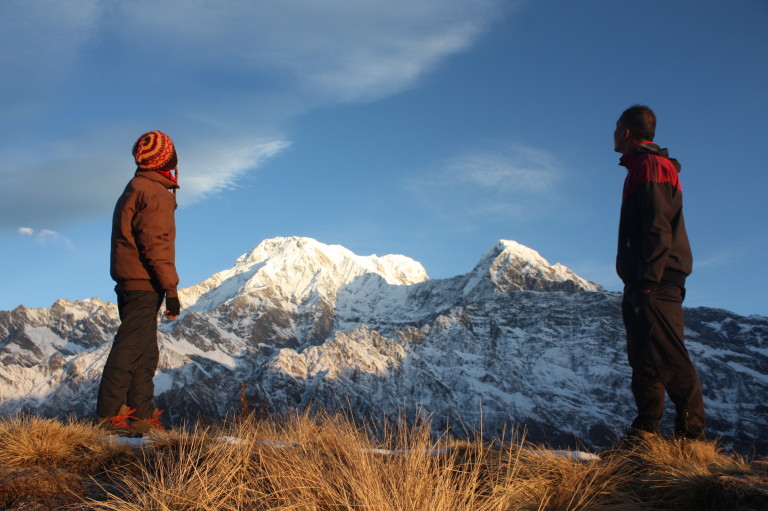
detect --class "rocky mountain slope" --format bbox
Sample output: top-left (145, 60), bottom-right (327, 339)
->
top-left (1, 237), bottom-right (766, 452)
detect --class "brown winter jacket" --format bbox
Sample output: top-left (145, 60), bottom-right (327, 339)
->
top-left (110, 170), bottom-right (179, 298)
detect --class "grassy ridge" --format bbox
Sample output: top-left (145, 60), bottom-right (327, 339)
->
top-left (0, 412), bottom-right (766, 510)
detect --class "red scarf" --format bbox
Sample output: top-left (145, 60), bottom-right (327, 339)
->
top-left (154, 168), bottom-right (178, 184)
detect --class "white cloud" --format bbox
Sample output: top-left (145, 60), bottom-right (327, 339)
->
top-left (0, 131), bottom-right (290, 229)
top-left (291, 16), bottom-right (484, 102)
top-left (406, 145), bottom-right (564, 227)
top-left (0, 0), bottom-right (507, 230)
top-left (694, 249), bottom-right (737, 269)
top-left (102, 0), bottom-right (499, 103)
top-left (1, 0), bottom-right (501, 105)
top-left (17, 227), bottom-right (74, 250)
top-left (447, 147), bottom-right (560, 193)
top-left (180, 139), bottom-right (291, 205)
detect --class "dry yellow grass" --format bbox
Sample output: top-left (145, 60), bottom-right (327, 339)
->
top-left (604, 433), bottom-right (768, 511)
top-left (0, 411), bottom-right (765, 511)
top-left (0, 415), bottom-right (134, 509)
top-left (0, 414), bottom-right (133, 473)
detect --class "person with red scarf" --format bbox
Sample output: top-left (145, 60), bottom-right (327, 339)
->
top-left (97, 130), bottom-right (181, 435)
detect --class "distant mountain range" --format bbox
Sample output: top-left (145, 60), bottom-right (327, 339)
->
top-left (1, 236), bottom-right (766, 452)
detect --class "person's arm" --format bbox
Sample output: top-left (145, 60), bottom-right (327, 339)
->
top-left (633, 163), bottom-right (676, 288)
top-left (133, 192), bottom-right (179, 297)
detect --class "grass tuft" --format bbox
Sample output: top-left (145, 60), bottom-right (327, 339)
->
top-left (0, 414), bottom-right (133, 474)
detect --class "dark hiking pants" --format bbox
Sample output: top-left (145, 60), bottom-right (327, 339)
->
top-left (622, 282), bottom-right (705, 439)
top-left (97, 290), bottom-right (163, 420)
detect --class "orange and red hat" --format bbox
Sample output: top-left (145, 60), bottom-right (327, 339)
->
top-left (132, 130), bottom-right (178, 171)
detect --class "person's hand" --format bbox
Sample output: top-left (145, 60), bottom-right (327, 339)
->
top-left (164, 296), bottom-right (181, 319)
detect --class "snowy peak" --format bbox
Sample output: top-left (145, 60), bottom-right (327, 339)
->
top-left (181, 237), bottom-right (429, 313)
top-left (181, 237), bottom-right (600, 316)
top-left (233, 236), bottom-right (428, 286)
top-left (465, 240), bottom-right (602, 294)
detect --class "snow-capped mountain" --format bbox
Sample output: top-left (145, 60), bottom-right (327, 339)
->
top-left (1, 236), bottom-right (766, 452)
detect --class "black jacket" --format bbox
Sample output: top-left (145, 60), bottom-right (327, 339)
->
top-left (616, 143), bottom-right (692, 289)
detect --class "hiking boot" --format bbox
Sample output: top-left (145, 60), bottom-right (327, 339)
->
top-left (99, 404), bottom-right (141, 437)
top-left (674, 410), bottom-right (705, 441)
top-left (131, 408), bottom-right (166, 435)
top-left (672, 429), bottom-right (706, 442)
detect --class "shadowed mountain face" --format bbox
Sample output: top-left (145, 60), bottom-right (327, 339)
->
top-left (1, 236), bottom-right (766, 452)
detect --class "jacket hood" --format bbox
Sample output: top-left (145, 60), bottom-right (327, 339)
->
top-left (624, 142), bottom-right (682, 173)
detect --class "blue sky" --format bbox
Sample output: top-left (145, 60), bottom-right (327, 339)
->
top-left (1, 0), bottom-right (766, 317)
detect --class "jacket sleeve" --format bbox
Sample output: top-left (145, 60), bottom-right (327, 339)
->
top-left (632, 179), bottom-right (676, 286)
top-left (132, 191), bottom-right (179, 297)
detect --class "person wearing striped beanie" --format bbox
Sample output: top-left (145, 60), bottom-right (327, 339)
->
top-left (97, 130), bottom-right (181, 436)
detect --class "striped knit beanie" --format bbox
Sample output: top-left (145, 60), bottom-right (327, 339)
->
top-left (132, 130), bottom-right (178, 171)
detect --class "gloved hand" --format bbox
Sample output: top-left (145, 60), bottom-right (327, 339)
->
top-left (164, 296), bottom-right (181, 319)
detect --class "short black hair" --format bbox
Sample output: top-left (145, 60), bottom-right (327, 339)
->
top-left (618, 105), bottom-right (656, 141)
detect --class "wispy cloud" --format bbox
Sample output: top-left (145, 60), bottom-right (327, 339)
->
top-left (405, 145), bottom-right (564, 228)
top-left (102, 1), bottom-right (498, 103)
top-left (0, 1), bottom-right (506, 231)
top-left (447, 147), bottom-right (559, 192)
top-left (0, 133), bottom-right (291, 229)
top-left (694, 249), bottom-right (738, 269)
top-left (180, 139), bottom-right (291, 205)
top-left (18, 227), bottom-right (74, 250)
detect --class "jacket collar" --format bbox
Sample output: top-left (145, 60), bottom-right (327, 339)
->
top-left (135, 169), bottom-right (180, 190)
top-left (619, 142), bottom-right (681, 173)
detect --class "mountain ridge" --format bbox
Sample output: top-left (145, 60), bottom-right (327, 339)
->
top-left (1, 236), bottom-right (766, 453)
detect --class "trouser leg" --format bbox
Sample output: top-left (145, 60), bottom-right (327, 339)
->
top-left (623, 284), bottom-right (705, 438)
top-left (645, 284), bottom-right (705, 438)
top-left (623, 296), bottom-right (665, 434)
top-left (97, 290), bottom-right (163, 419)
top-left (126, 325), bottom-right (160, 420)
